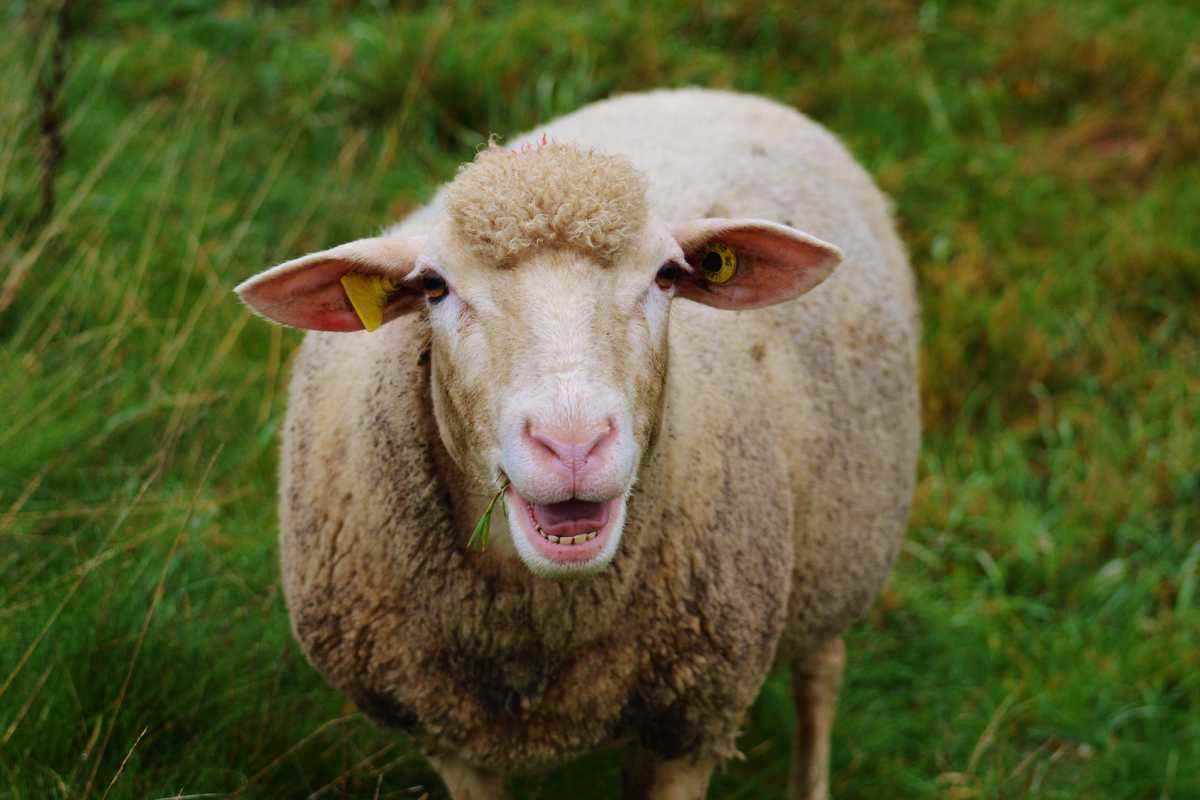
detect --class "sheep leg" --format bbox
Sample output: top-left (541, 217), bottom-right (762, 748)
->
top-left (789, 635), bottom-right (845, 800)
top-left (428, 754), bottom-right (508, 800)
top-left (621, 746), bottom-right (716, 800)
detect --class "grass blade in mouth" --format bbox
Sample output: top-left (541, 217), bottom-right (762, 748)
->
top-left (468, 479), bottom-right (509, 551)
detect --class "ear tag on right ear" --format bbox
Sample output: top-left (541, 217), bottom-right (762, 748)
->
top-left (340, 273), bottom-right (399, 332)
top-left (701, 242), bottom-right (737, 284)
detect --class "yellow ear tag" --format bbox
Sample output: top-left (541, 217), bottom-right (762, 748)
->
top-left (700, 242), bottom-right (737, 284)
top-left (340, 273), bottom-right (400, 332)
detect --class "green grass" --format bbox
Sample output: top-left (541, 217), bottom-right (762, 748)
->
top-left (1, 0), bottom-right (1197, 797)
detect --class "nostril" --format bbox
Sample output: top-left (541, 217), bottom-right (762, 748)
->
top-left (533, 432), bottom-right (560, 460)
top-left (584, 418), bottom-right (616, 462)
top-left (527, 426), bottom-right (572, 467)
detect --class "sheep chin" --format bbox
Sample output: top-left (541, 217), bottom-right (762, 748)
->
top-left (503, 487), bottom-right (629, 580)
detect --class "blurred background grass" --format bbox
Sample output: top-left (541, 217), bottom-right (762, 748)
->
top-left (1, 0), bottom-right (1197, 797)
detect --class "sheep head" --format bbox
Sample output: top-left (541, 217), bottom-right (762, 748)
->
top-left (235, 141), bottom-right (843, 579)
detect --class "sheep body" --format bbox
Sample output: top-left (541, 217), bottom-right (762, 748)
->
top-left (279, 89), bottom-right (918, 772)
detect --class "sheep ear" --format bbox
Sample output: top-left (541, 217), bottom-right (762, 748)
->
top-left (235, 236), bottom-right (426, 332)
top-left (670, 219), bottom-right (842, 310)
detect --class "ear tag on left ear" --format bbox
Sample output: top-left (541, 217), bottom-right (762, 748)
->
top-left (340, 273), bottom-right (400, 332)
top-left (701, 242), bottom-right (737, 284)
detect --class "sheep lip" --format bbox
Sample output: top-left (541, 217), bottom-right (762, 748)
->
top-left (507, 489), bottom-right (621, 564)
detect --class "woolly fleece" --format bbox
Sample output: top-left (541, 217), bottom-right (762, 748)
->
top-left (444, 141), bottom-right (649, 265)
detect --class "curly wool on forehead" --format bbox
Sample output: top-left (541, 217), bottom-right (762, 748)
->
top-left (443, 141), bottom-right (649, 266)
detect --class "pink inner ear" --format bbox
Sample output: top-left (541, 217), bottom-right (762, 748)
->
top-left (674, 219), bottom-right (842, 311)
top-left (294, 288), bottom-right (365, 332)
top-left (236, 236), bottom-right (427, 332)
top-left (238, 257), bottom-right (365, 332)
top-left (722, 227), bottom-right (837, 295)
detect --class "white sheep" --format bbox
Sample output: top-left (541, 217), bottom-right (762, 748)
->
top-left (236, 88), bottom-right (919, 800)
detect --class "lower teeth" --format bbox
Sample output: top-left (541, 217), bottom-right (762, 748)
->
top-left (536, 528), bottom-right (598, 546)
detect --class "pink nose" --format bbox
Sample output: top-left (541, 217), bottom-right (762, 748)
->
top-left (526, 419), bottom-right (616, 482)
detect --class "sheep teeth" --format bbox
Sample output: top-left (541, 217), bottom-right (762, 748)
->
top-left (535, 526), bottom-right (599, 546)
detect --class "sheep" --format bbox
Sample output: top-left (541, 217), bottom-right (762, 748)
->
top-left (235, 88), bottom-right (919, 800)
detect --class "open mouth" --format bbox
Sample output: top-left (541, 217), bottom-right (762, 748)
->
top-left (505, 487), bottom-right (625, 572)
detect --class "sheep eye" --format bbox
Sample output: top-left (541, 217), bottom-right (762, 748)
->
top-left (655, 263), bottom-right (683, 290)
top-left (422, 275), bottom-right (448, 303)
top-left (700, 243), bottom-right (736, 285)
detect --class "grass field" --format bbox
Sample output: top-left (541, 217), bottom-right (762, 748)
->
top-left (1, 1), bottom-right (1197, 797)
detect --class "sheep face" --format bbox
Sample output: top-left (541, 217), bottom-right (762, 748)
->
top-left (418, 222), bottom-right (682, 579)
top-left (234, 143), bottom-right (844, 580)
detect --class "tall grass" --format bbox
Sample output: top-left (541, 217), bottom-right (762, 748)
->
top-left (1, 1), bottom-right (1197, 797)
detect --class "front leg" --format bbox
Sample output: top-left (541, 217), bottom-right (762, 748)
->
top-left (790, 635), bottom-right (845, 800)
top-left (622, 746), bottom-right (716, 800)
top-left (428, 754), bottom-right (508, 800)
